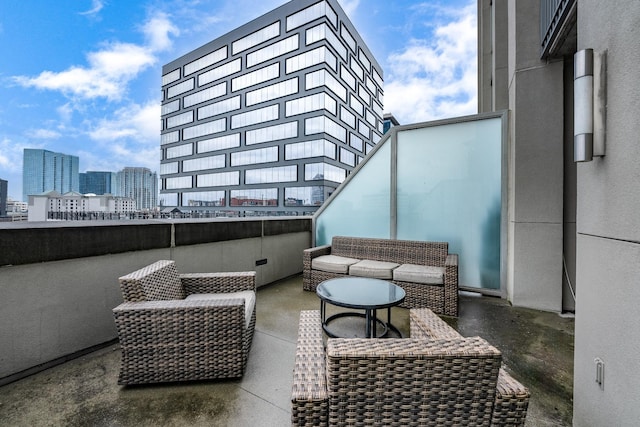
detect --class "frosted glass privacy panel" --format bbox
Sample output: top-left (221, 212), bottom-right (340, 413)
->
top-left (396, 118), bottom-right (502, 290)
top-left (315, 141), bottom-right (391, 245)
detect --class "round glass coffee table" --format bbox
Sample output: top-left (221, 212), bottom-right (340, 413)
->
top-left (316, 277), bottom-right (406, 338)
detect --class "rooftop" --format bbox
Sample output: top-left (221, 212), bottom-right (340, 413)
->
top-left (0, 274), bottom-right (574, 426)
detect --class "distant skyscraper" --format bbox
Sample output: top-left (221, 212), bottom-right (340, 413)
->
top-left (80, 171), bottom-right (116, 195)
top-left (0, 178), bottom-right (7, 217)
top-left (115, 167), bottom-right (158, 210)
top-left (22, 149), bottom-right (79, 202)
top-left (160, 0), bottom-right (384, 215)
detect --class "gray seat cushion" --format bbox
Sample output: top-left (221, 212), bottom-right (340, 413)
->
top-left (349, 259), bottom-right (400, 279)
top-left (393, 264), bottom-right (445, 285)
top-left (186, 290), bottom-right (256, 328)
top-left (312, 255), bottom-right (360, 274)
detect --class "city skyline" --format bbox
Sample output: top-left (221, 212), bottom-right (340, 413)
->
top-left (0, 0), bottom-right (477, 200)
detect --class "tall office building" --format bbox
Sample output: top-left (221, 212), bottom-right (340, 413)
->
top-left (0, 179), bottom-right (7, 217)
top-left (22, 149), bottom-right (79, 202)
top-left (80, 171), bottom-right (117, 195)
top-left (160, 0), bottom-right (384, 216)
top-left (115, 167), bottom-right (158, 210)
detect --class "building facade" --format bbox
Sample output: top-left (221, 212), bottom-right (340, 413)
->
top-left (160, 0), bottom-right (384, 216)
top-left (27, 190), bottom-right (136, 222)
top-left (478, 0), bottom-right (640, 424)
top-left (80, 171), bottom-right (116, 195)
top-left (115, 167), bottom-right (158, 211)
top-left (22, 149), bottom-right (79, 202)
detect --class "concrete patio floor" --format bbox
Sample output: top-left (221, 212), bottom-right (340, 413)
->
top-left (0, 274), bottom-right (574, 426)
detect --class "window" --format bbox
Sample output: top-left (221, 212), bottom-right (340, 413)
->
top-left (232, 21), bottom-right (280, 55)
top-left (197, 171), bottom-right (239, 187)
top-left (231, 146), bottom-right (278, 166)
top-left (358, 84), bottom-right (370, 105)
top-left (373, 68), bottom-right (383, 88)
top-left (245, 165), bottom-right (297, 184)
top-left (159, 193), bottom-right (178, 206)
top-left (231, 188), bottom-right (278, 206)
top-left (246, 122), bottom-right (298, 145)
top-left (372, 132), bottom-right (382, 143)
top-left (340, 65), bottom-right (356, 90)
top-left (372, 100), bottom-right (383, 118)
top-left (306, 23), bottom-right (347, 60)
top-left (199, 59), bottom-right (241, 86)
top-left (162, 69), bottom-right (180, 86)
top-left (183, 155), bottom-right (225, 172)
top-left (358, 120), bottom-right (370, 138)
top-left (182, 191), bottom-right (225, 207)
top-left (340, 106), bottom-right (356, 128)
top-left (166, 111), bottom-right (193, 128)
top-left (166, 143), bottom-right (193, 159)
top-left (305, 116), bottom-right (346, 142)
top-left (286, 46), bottom-right (336, 74)
top-left (198, 133), bottom-right (240, 153)
top-left (358, 49), bottom-right (371, 72)
top-left (286, 1), bottom-right (337, 31)
top-left (350, 58), bottom-right (363, 81)
top-left (285, 139), bottom-right (336, 160)
top-left (166, 176), bottom-right (192, 189)
top-left (304, 162), bottom-right (346, 183)
top-left (286, 93), bottom-right (336, 117)
top-left (340, 147), bottom-right (355, 166)
top-left (231, 63), bottom-right (279, 91)
top-left (197, 96), bottom-right (241, 120)
top-left (183, 118), bottom-right (226, 140)
top-left (246, 77), bottom-right (298, 106)
top-left (350, 95), bottom-right (363, 115)
top-left (161, 131), bottom-right (179, 145)
top-left (183, 82), bottom-right (226, 107)
top-left (340, 24), bottom-right (356, 52)
top-left (247, 35), bottom-right (299, 67)
top-left (167, 78), bottom-right (194, 98)
top-left (349, 134), bottom-right (363, 151)
top-left (184, 46), bottom-right (227, 76)
top-left (161, 100), bottom-right (180, 115)
top-left (285, 186), bottom-right (324, 206)
top-left (365, 110), bottom-right (376, 127)
top-left (231, 104), bottom-right (279, 129)
top-left (160, 162), bottom-right (179, 175)
top-left (366, 76), bottom-right (377, 96)
top-left (305, 69), bottom-right (346, 101)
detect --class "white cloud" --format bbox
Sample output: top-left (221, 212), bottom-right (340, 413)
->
top-left (79, 0), bottom-right (104, 17)
top-left (26, 129), bottom-right (62, 139)
top-left (142, 12), bottom-right (180, 52)
top-left (383, 2), bottom-right (477, 124)
top-left (12, 11), bottom-right (176, 102)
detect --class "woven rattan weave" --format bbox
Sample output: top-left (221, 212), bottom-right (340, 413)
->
top-left (303, 236), bottom-right (459, 316)
top-left (291, 308), bottom-right (529, 426)
top-left (113, 260), bottom-right (256, 385)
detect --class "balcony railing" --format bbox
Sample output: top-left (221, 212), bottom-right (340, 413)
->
top-left (540, 0), bottom-right (576, 58)
top-left (0, 217), bottom-right (311, 385)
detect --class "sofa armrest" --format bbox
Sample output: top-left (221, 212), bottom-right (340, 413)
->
top-left (410, 308), bottom-right (462, 340)
top-left (291, 310), bottom-right (328, 427)
top-left (443, 253), bottom-right (459, 316)
top-left (180, 271), bottom-right (256, 295)
top-left (492, 369), bottom-right (531, 426)
top-left (303, 244), bottom-right (332, 262)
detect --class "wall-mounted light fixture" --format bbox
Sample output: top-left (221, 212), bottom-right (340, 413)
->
top-left (574, 49), bottom-right (606, 162)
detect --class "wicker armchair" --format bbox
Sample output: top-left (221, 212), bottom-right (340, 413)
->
top-left (113, 260), bottom-right (256, 385)
top-left (291, 309), bottom-right (530, 426)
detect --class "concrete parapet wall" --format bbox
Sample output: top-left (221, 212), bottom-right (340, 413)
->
top-left (0, 218), bottom-right (311, 384)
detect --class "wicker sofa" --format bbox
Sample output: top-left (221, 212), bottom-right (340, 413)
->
top-left (113, 260), bottom-right (256, 385)
top-left (303, 236), bottom-right (459, 316)
top-left (291, 309), bottom-right (530, 427)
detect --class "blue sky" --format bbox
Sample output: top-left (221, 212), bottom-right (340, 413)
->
top-left (0, 0), bottom-right (477, 200)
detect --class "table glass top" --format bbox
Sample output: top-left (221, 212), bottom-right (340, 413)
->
top-left (316, 277), bottom-right (405, 309)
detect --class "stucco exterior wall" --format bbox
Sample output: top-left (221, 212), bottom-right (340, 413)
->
top-left (573, 1), bottom-right (640, 424)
